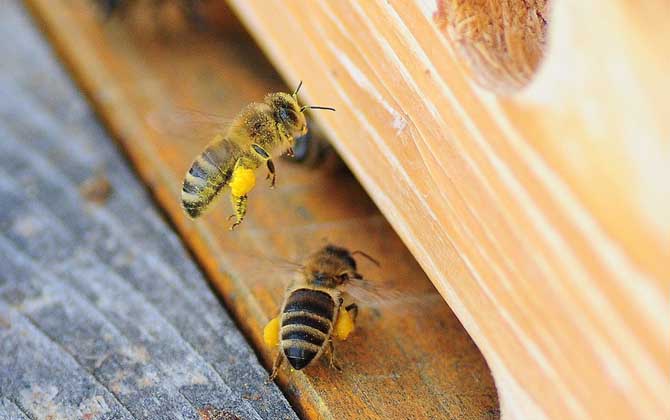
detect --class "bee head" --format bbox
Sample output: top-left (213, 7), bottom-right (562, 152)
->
top-left (266, 92), bottom-right (307, 139)
top-left (323, 245), bottom-right (357, 271)
top-left (305, 245), bottom-right (357, 287)
top-left (266, 81), bottom-right (335, 141)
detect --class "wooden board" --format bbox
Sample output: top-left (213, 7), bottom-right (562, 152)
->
top-left (22, 0), bottom-right (500, 419)
top-left (0, 2), bottom-right (297, 419)
top-left (218, 1), bottom-right (670, 419)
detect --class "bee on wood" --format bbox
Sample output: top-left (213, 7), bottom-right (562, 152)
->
top-left (263, 245), bottom-right (379, 379)
top-left (94, 0), bottom-right (202, 22)
top-left (286, 120), bottom-right (340, 169)
top-left (181, 82), bottom-right (335, 229)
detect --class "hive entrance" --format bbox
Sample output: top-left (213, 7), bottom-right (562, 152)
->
top-left (434, 0), bottom-right (550, 92)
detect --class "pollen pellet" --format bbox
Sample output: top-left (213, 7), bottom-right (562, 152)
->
top-left (229, 166), bottom-right (256, 197)
top-left (263, 316), bottom-right (281, 347)
top-left (333, 308), bottom-right (355, 340)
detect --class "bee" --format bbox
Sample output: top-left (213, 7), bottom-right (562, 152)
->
top-left (94, 0), bottom-right (202, 23)
top-left (285, 120), bottom-right (340, 169)
top-left (263, 245), bottom-right (379, 379)
top-left (181, 82), bottom-right (335, 229)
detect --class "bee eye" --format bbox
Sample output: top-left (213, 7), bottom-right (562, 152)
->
top-left (277, 106), bottom-right (298, 126)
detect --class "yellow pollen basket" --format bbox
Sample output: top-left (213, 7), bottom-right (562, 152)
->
top-left (333, 308), bottom-right (354, 341)
top-left (229, 166), bottom-right (256, 197)
top-left (263, 316), bottom-right (281, 348)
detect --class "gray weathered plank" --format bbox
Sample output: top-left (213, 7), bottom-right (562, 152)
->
top-left (0, 397), bottom-right (32, 420)
top-left (0, 1), bottom-right (297, 419)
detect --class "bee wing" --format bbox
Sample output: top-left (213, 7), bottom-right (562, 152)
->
top-left (215, 245), bottom-right (304, 290)
top-left (252, 252), bottom-right (304, 276)
top-left (344, 276), bottom-right (443, 314)
top-left (145, 107), bottom-right (235, 144)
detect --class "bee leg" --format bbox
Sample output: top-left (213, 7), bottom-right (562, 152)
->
top-left (265, 159), bottom-right (276, 188)
top-left (345, 303), bottom-right (358, 323)
top-left (227, 214), bottom-right (238, 227)
top-left (227, 214), bottom-right (242, 230)
top-left (229, 194), bottom-right (247, 230)
top-left (267, 352), bottom-right (283, 382)
top-left (328, 340), bottom-right (343, 372)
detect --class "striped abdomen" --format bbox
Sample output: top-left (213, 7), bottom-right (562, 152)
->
top-left (280, 288), bottom-right (336, 370)
top-left (181, 138), bottom-right (240, 218)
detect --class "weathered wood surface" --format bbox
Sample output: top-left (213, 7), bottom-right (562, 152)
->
top-left (0, 2), bottom-right (298, 419)
top-left (23, 0), bottom-right (501, 419)
top-left (222, 1), bottom-right (670, 419)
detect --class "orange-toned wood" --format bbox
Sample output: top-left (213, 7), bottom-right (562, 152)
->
top-left (221, 1), bottom-right (669, 419)
top-left (23, 0), bottom-right (499, 419)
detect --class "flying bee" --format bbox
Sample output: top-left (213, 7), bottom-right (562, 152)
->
top-left (263, 244), bottom-right (380, 379)
top-left (180, 82), bottom-right (335, 229)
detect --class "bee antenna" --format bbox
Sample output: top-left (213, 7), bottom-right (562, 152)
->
top-left (300, 105), bottom-right (337, 113)
top-left (351, 250), bottom-right (380, 267)
top-left (293, 80), bottom-right (303, 97)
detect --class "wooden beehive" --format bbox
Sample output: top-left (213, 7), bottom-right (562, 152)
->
top-left (222, 1), bottom-right (669, 419)
top-left (24, 0), bottom-right (669, 418)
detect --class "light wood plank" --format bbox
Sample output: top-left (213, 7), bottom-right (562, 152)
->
top-left (223, 1), bottom-right (669, 419)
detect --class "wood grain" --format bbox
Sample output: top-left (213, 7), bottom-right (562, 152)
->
top-left (221, 1), bottom-right (670, 419)
top-left (0, 2), bottom-right (296, 419)
top-left (22, 0), bottom-right (500, 419)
